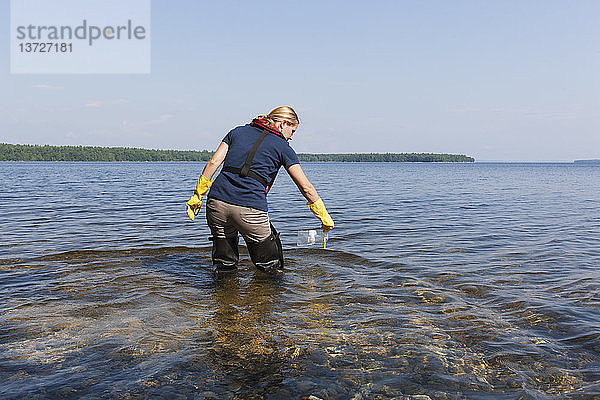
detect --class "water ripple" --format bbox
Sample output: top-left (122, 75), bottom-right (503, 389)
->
top-left (1, 162), bottom-right (600, 398)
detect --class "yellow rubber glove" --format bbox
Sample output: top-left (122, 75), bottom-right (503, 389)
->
top-left (307, 198), bottom-right (334, 248)
top-left (186, 175), bottom-right (213, 221)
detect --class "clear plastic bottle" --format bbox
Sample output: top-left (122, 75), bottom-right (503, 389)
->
top-left (296, 229), bottom-right (324, 247)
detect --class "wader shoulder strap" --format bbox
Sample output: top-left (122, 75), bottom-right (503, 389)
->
top-left (241, 129), bottom-right (268, 177)
top-left (222, 129), bottom-right (270, 187)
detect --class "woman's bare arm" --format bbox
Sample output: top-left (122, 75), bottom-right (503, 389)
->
top-left (286, 164), bottom-right (319, 203)
top-left (201, 142), bottom-right (229, 180)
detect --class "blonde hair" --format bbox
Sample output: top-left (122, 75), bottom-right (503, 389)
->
top-left (255, 106), bottom-right (299, 128)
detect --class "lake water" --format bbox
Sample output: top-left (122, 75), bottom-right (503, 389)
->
top-left (1, 162), bottom-right (599, 399)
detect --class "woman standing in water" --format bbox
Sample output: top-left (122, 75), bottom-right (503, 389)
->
top-left (186, 106), bottom-right (334, 274)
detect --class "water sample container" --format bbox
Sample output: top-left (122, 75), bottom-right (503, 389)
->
top-left (296, 229), bottom-right (324, 247)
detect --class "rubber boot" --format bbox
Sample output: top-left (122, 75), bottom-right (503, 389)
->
top-left (211, 235), bottom-right (239, 274)
top-left (246, 224), bottom-right (284, 275)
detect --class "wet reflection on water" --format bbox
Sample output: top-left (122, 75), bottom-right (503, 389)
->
top-left (1, 246), bottom-right (599, 399)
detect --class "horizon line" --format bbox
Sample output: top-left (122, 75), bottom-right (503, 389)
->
top-left (2, 142), bottom-right (597, 163)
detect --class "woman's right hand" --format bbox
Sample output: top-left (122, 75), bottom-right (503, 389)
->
top-left (186, 175), bottom-right (213, 221)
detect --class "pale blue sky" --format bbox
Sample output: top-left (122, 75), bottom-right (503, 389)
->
top-left (1, 0), bottom-right (599, 161)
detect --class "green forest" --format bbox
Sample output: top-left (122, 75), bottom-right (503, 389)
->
top-left (298, 152), bottom-right (474, 162)
top-left (0, 143), bottom-right (475, 162)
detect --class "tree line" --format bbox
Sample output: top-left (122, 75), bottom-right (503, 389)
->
top-left (0, 144), bottom-right (213, 161)
top-left (0, 143), bottom-right (474, 162)
top-left (298, 152), bottom-right (474, 162)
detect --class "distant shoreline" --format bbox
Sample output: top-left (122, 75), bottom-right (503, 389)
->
top-left (0, 143), bottom-right (475, 163)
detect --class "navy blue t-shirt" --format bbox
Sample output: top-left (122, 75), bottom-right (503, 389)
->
top-left (208, 124), bottom-right (300, 211)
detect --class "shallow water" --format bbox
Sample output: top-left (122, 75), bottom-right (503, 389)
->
top-left (1, 162), bottom-right (599, 399)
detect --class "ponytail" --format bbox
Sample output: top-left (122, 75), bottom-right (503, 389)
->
top-left (254, 106), bottom-right (299, 128)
